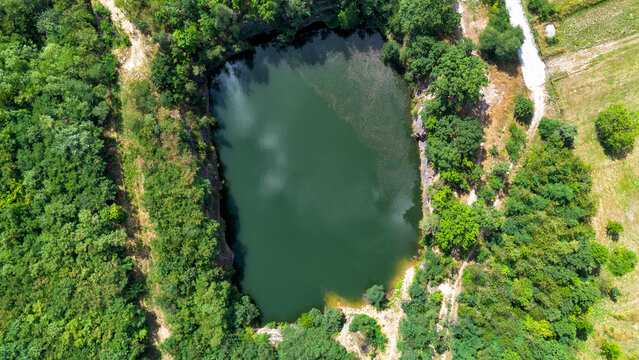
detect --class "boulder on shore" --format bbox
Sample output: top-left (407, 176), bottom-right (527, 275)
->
top-left (545, 24), bottom-right (556, 38)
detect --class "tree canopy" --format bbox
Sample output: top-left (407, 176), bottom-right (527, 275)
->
top-left (394, 0), bottom-right (460, 37)
top-left (595, 103), bottom-right (638, 157)
top-left (431, 39), bottom-right (489, 107)
top-left (479, 25), bottom-right (524, 61)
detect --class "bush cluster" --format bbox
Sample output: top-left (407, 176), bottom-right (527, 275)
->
top-left (608, 248), bottom-right (637, 277)
top-left (276, 308), bottom-right (352, 360)
top-left (606, 220), bottom-right (624, 241)
top-left (539, 117), bottom-right (578, 148)
top-left (349, 315), bottom-right (388, 353)
top-left (528, 0), bottom-right (558, 21)
top-left (506, 123), bottom-right (527, 160)
top-left (365, 285), bottom-right (387, 310)
top-left (398, 285), bottom-right (448, 358)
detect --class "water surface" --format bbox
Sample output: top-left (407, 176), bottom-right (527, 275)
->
top-left (211, 31), bottom-right (420, 321)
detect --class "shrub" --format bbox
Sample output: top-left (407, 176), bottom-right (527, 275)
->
top-left (278, 326), bottom-right (352, 359)
top-left (546, 34), bottom-right (559, 45)
top-left (298, 312), bottom-right (315, 328)
top-left (505, 123), bottom-right (527, 160)
top-left (430, 38), bottom-right (489, 107)
top-left (514, 94), bottom-right (534, 123)
top-left (233, 296), bottom-right (260, 328)
top-left (606, 221), bottom-right (624, 241)
top-left (479, 25), bottom-right (524, 61)
top-left (321, 307), bottom-right (345, 334)
top-left (478, 185), bottom-right (496, 203)
top-left (590, 242), bottom-right (609, 266)
top-left (337, 1), bottom-right (360, 30)
top-left (365, 284), bottom-right (386, 310)
top-left (349, 314), bottom-right (388, 351)
top-left (417, 248), bottom-right (447, 286)
top-left (395, 0), bottom-right (461, 37)
top-left (601, 340), bottom-right (622, 360)
top-left (381, 40), bottom-right (401, 67)
top-left (609, 287), bottom-right (622, 302)
top-left (608, 247), bottom-right (637, 276)
top-left (485, 0), bottom-right (512, 31)
top-left (488, 162), bottom-right (510, 190)
top-left (538, 117), bottom-right (578, 148)
top-left (595, 103), bottom-right (638, 157)
top-left (528, 0), bottom-right (557, 21)
top-left (597, 272), bottom-right (614, 296)
top-left (423, 113), bottom-right (485, 190)
top-left (401, 36), bottom-right (449, 85)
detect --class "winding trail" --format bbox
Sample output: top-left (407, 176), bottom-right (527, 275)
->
top-left (547, 33), bottom-right (639, 76)
top-left (491, 0), bottom-right (549, 209)
top-left (96, 0), bottom-right (170, 357)
top-left (99, 0), bottom-right (149, 76)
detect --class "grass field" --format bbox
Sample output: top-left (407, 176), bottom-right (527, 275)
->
top-left (534, 0), bottom-right (639, 56)
top-left (553, 38), bottom-right (639, 359)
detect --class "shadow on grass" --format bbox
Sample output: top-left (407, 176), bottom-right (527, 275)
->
top-left (599, 141), bottom-right (634, 161)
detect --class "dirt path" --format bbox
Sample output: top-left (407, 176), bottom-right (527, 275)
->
top-left (437, 245), bottom-right (480, 326)
top-left (547, 33), bottom-right (639, 76)
top-left (97, 0), bottom-right (170, 357)
top-left (335, 265), bottom-right (417, 360)
top-left (98, 0), bottom-right (149, 76)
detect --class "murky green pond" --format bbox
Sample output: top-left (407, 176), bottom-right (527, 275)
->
top-left (211, 30), bottom-right (420, 322)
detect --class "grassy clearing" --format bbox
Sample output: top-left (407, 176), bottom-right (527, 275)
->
top-left (553, 39), bottom-right (639, 359)
top-left (534, 0), bottom-right (639, 56)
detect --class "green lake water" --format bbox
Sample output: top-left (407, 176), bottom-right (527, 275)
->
top-left (211, 31), bottom-right (420, 322)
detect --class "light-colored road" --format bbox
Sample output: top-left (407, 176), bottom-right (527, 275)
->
top-left (505, 0), bottom-right (548, 137)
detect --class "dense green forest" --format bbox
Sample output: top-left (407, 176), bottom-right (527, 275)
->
top-left (0, 0), bottom-right (146, 357)
top-left (453, 139), bottom-right (601, 358)
top-left (2, 0), bottom-right (633, 359)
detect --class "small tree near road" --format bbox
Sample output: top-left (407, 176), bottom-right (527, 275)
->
top-left (606, 221), bottom-right (623, 241)
top-left (513, 94), bottom-right (534, 123)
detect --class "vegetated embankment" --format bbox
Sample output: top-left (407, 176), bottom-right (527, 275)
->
top-left (439, 0), bottom-right (549, 352)
top-left (96, 0), bottom-right (170, 357)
